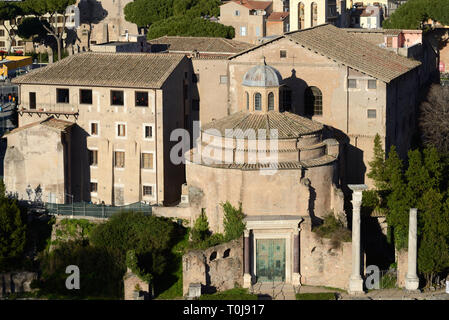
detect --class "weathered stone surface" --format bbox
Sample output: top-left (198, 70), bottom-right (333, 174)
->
top-left (182, 238), bottom-right (243, 296)
top-left (123, 269), bottom-right (150, 300)
top-left (0, 272), bottom-right (38, 297)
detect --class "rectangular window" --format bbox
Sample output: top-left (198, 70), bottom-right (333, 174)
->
top-left (192, 99), bottom-right (200, 111)
top-left (114, 151), bottom-right (125, 168)
top-left (90, 122), bottom-right (98, 136)
top-left (141, 153), bottom-right (154, 170)
top-left (80, 89), bottom-right (92, 104)
top-left (235, 10), bottom-right (240, 16)
top-left (90, 182), bottom-right (98, 193)
top-left (280, 50), bottom-right (287, 58)
top-left (348, 79), bottom-right (357, 88)
top-left (220, 75), bottom-right (228, 84)
top-left (143, 185), bottom-right (153, 196)
top-left (240, 26), bottom-right (246, 36)
top-left (29, 92), bottom-right (36, 109)
top-left (367, 109), bottom-right (377, 118)
top-left (89, 150), bottom-right (98, 166)
top-left (368, 79), bottom-right (377, 89)
top-left (135, 91), bottom-right (148, 107)
top-left (0, 30), bottom-right (4, 37)
top-left (0, 41), bottom-right (5, 47)
top-left (56, 88), bottom-right (69, 103)
top-left (144, 125), bottom-right (153, 139)
top-left (111, 90), bottom-right (124, 106)
top-left (117, 124), bottom-right (126, 137)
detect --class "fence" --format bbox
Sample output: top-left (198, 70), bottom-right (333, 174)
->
top-left (44, 201), bottom-right (153, 219)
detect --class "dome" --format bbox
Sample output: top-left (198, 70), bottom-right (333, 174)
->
top-left (242, 64), bottom-right (282, 87)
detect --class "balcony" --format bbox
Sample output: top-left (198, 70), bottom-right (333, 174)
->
top-left (18, 104), bottom-right (79, 120)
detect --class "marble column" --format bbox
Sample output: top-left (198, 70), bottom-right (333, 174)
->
top-left (405, 208), bottom-right (420, 291)
top-left (292, 227), bottom-right (301, 286)
top-left (348, 184), bottom-right (367, 294)
top-left (243, 229), bottom-right (252, 288)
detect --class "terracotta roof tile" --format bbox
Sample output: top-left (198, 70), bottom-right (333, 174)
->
top-left (267, 12), bottom-right (290, 21)
top-left (12, 52), bottom-right (185, 88)
top-left (4, 116), bottom-right (74, 136)
top-left (229, 0), bottom-right (272, 10)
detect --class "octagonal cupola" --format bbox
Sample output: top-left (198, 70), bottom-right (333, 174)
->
top-left (242, 63), bottom-right (282, 113)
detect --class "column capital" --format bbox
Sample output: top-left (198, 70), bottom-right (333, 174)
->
top-left (244, 229), bottom-right (250, 237)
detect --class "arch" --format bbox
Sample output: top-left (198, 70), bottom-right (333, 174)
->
top-left (268, 92), bottom-right (274, 111)
top-left (246, 91), bottom-right (249, 110)
top-left (298, 2), bottom-right (305, 29)
top-left (304, 86), bottom-right (322, 116)
top-left (254, 92), bottom-right (262, 111)
top-left (311, 2), bottom-right (318, 27)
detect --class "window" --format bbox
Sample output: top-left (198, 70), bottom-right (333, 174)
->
top-left (268, 92), bottom-right (274, 111)
top-left (246, 92), bottom-right (249, 110)
top-left (368, 80), bottom-right (377, 89)
top-left (143, 185), bottom-right (153, 196)
top-left (80, 89), bottom-right (92, 104)
top-left (141, 153), bottom-right (154, 170)
top-left (348, 79), bottom-right (357, 88)
top-left (304, 86), bottom-right (323, 116)
top-left (0, 30), bottom-right (4, 37)
top-left (90, 182), bottom-right (98, 193)
top-left (144, 125), bottom-right (153, 139)
top-left (367, 109), bottom-right (377, 118)
top-left (0, 41), bottom-right (5, 47)
top-left (240, 26), bottom-right (247, 36)
top-left (220, 75), bottom-right (228, 84)
top-left (89, 150), bottom-right (98, 166)
top-left (117, 123), bottom-right (126, 137)
top-left (90, 122), bottom-right (99, 136)
top-left (135, 91), bottom-right (148, 107)
top-left (235, 10), bottom-right (240, 16)
top-left (56, 88), bottom-right (69, 103)
top-left (29, 92), bottom-right (36, 109)
top-left (111, 90), bottom-right (124, 106)
top-left (280, 50), bottom-right (287, 58)
top-left (114, 151), bottom-right (125, 168)
top-left (192, 99), bottom-right (200, 111)
top-left (254, 93), bottom-right (262, 111)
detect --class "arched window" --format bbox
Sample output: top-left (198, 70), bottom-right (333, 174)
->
top-left (268, 92), bottom-right (274, 111)
top-left (246, 91), bottom-right (249, 110)
top-left (304, 86), bottom-right (322, 116)
top-left (311, 2), bottom-right (318, 27)
top-left (254, 93), bottom-right (262, 111)
top-left (298, 3), bottom-right (305, 29)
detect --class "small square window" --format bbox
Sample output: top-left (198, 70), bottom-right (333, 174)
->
top-left (367, 109), bottom-right (377, 118)
top-left (111, 90), bottom-right (124, 106)
top-left (56, 88), bottom-right (69, 103)
top-left (80, 89), bottom-right (92, 104)
top-left (280, 50), bottom-right (287, 58)
top-left (235, 10), bottom-right (240, 16)
top-left (141, 153), bottom-right (154, 170)
top-left (220, 75), bottom-right (228, 84)
top-left (348, 79), bottom-right (357, 88)
top-left (90, 122), bottom-right (98, 136)
top-left (144, 125), bottom-right (153, 139)
top-left (368, 79), bottom-right (377, 89)
top-left (117, 124), bottom-right (126, 137)
top-left (143, 185), bottom-right (153, 196)
top-left (90, 182), bottom-right (98, 193)
top-left (135, 91), bottom-right (148, 107)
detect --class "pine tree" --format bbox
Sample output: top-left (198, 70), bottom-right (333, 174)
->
top-left (367, 134), bottom-right (388, 190)
top-left (190, 210), bottom-right (210, 243)
top-left (222, 201), bottom-right (245, 242)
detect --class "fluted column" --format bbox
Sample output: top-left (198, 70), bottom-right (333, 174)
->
top-left (292, 227), bottom-right (301, 286)
top-left (348, 184), bottom-right (367, 294)
top-left (243, 229), bottom-right (252, 288)
top-left (405, 208), bottom-right (420, 291)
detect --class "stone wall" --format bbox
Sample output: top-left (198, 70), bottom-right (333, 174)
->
top-left (396, 249), bottom-right (408, 288)
top-left (0, 272), bottom-right (38, 298)
top-left (123, 268), bottom-right (150, 300)
top-left (182, 238), bottom-right (243, 296)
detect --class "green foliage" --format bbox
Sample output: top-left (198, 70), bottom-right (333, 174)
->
top-left (382, 0), bottom-right (449, 30)
top-left (367, 134), bottom-right (388, 190)
top-left (222, 201), bottom-right (245, 242)
top-left (147, 16), bottom-right (235, 39)
top-left (126, 250), bottom-right (153, 282)
top-left (190, 210), bottom-right (211, 243)
top-left (0, 180), bottom-right (27, 271)
top-left (313, 214), bottom-right (351, 249)
top-left (124, 0), bottom-right (173, 28)
top-left (21, 0), bottom-right (77, 15)
top-left (199, 287), bottom-right (258, 300)
top-left (296, 292), bottom-right (336, 300)
top-left (51, 219), bottom-right (96, 249)
top-left (17, 17), bottom-right (49, 41)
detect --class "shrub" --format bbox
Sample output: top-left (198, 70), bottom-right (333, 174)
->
top-left (296, 292), bottom-right (336, 300)
top-left (314, 214), bottom-right (351, 249)
top-left (199, 287), bottom-right (257, 300)
top-left (222, 201), bottom-right (245, 242)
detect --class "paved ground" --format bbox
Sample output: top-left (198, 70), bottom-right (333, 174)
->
top-left (339, 288), bottom-right (449, 300)
top-left (250, 282), bottom-right (296, 300)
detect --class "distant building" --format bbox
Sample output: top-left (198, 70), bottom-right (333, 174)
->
top-left (359, 5), bottom-right (383, 29)
top-left (289, 0), bottom-right (348, 31)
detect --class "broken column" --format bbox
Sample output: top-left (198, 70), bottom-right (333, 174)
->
top-left (405, 208), bottom-right (420, 291)
top-left (348, 184), bottom-right (367, 294)
top-left (243, 229), bottom-right (252, 288)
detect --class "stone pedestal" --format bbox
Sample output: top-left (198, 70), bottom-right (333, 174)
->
top-left (348, 184), bottom-right (367, 294)
top-left (405, 208), bottom-right (420, 291)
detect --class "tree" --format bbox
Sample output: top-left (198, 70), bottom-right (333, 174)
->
top-left (221, 201), bottom-right (245, 241)
top-left (0, 2), bottom-right (23, 54)
top-left (190, 210), bottom-right (211, 243)
top-left (124, 0), bottom-right (174, 29)
top-left (21, 0), bottom-right (76, 61)
top-left (147, 16), bottom-right (235, 40)
top-left (367, 134), bottom-right (388, 190)
top-left (418, 84), bottom-right (449, 154)
top-left (0, 180), bottom-right (26, 271)
top-left (17, 17), bottom-right (50, 44)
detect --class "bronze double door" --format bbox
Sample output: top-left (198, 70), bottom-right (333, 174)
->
top-left (256, 239), bottom-right (286, 282)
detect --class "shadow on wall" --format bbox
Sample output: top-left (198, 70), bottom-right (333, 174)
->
top-left (281, 69), bottom-right (308, 115)
top-left (69, 124), bottom-right (91, 203)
